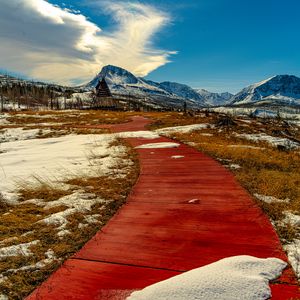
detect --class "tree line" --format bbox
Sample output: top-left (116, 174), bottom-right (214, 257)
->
top-left (0, 80), bottom-right (83, 111)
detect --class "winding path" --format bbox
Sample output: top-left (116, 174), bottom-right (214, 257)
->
top-left (27, 116), bottom-right (299, 299)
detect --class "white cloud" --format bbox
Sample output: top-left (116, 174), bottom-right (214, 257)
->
top-left (0, 0), bottom-right (174, 85)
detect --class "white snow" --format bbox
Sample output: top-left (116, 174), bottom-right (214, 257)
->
top-left (279, 212), bottom-right (300, 278)
top-left (39, 208), bottom-right (79, 229)
top-left (116, 131), bottom-right (160, 139)
top-left (84, 214), bottom-right (101, 224)
top-left (283, 240), bottom-right (300, 278)
top-left (210, 107), bottom-right (300, 120)
top-left (253, 76), bottom-right (276, 89)
top-left (156, 124), bottom-right (210, 135)
top-left (254, 193), bottom-right (290, 204)
top-left (11, 113), bottom-right (60, 119)
top-left (282, 212), bottom-right (300, 227)
top-left (127, 256), bottom-right (286, 300)
top-left (0, 128), bottom-right (51, 143)
top-left (136, 142), bottom-right (180, 149)
top-left (0, 249), bottom-right (58, 287)
top-left (57, 229), bottom-right (71, 237)
top-left (228, 164), bottom-right (241, 170)
top-left (0, 240), bottom-right (39, 258)
top-left (251, 109), bottom-right (278, 118)
top-left (44, 192), bottom-right (105, 210)
top-left (234, 133), bottom-right (299, 149)
top-left (0, 114), bottom-right (9, 125)
top-left (0, 134), bottom-right (129, 204)
top-left (10, 249), bottom-right (56, 272)
top-left (37, 192), bottom-right (107, 231)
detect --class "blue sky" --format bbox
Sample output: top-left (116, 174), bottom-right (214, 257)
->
top-left (1, 0), bottom-right (300, 93)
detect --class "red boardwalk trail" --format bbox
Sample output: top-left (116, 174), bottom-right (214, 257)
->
top-left (27, 116), bottom-right (299, 299)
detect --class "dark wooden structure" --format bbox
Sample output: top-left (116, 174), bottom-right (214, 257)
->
top-left (92, 78), bottom-right (115, 109)
top-left (95, 78), bottom-right (112, 98)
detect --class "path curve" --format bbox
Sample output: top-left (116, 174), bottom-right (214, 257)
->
top-left (27, 116), bottom-right (299, 299)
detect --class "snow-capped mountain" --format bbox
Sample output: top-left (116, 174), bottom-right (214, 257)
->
top-left (88, 65), bottom-right (139, 86)
top-left (230, 75), bottom-right (300, 106)
top-left (86, 65), bottom-right (204, 108)
top-left (87, 65), bottom-right (172, 97)
top-left (86, 65), bottom-right (231, 107)
top-left (159, 82), bottom-right (206, 103)
top-left (5, 65), bottom-right (300, 110)
top-left (195, 89), bottom-right (233, 106)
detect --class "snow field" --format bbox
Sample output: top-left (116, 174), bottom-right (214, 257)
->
top-left (0, 133), bottom-right (132, 204)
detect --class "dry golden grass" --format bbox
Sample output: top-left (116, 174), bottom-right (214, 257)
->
top-left (5, 110), bottom-right (138, 127)
top-left (18, 184), bottom-right (71, 203)
top-left (0, 133), bottom-right (139, 299)
top-left (145, 111), bottom-right (212, 130)
top-left (34, 127), bottom-right (109, 139)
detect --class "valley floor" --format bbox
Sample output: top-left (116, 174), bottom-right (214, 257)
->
top-left (0, 110), bottom-right (299, 299)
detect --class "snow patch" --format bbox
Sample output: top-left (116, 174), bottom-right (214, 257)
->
top-left (0, 240), bottom-right (39, 258)
top-left (228, 164), bottom-right (241, 170)
top-left (283, 240), bottom-right (300, 278)
top-left (254, 194), bottom-right (290, 204)
top-left (115, 131), bottom-right (160, 139)
top-left (1, 249), bottom-right (58, 283)
top-left (156, 124), bottom-right (210, 135)
top-left (234, 133), bottom-right (299, 149)
top-left (136, 142), bottom-right (180, 149)
top-left (127, 256), bottom-right (286, 300)
top-left (280, 212), bottom-right (300, 278)
top-left (37, 192), bottom-right (107, 231)
top-left (0, 128), bottom-right (50, 143)
top-left (0, 114), bottom-right (9, 125)
top-left (282, 212), bottom-right (300, 227)
top-left (57, 229), bottom-right (71, 237)
top-left (84, 214), bottom-right (101, 224)
top-left (0, 134), bottom-right (129, 204)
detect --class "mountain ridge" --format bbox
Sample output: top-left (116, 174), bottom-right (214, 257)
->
top-left (86, 65), bottom-right (232, 106)
top-left (2, 66), bottom-right (300, 109)
top-left (231, 74), bottom-right (300, 106)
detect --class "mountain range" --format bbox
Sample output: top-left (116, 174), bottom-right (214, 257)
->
top-left (86, 65), bottom-right (234, 107)
top-left (86, 65), bottom-right (300, 107)
top-left (1, 65), bottom-right (300, 109)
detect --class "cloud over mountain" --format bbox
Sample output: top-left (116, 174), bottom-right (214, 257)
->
top-left (0, 0), bottom-right (174, 85)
